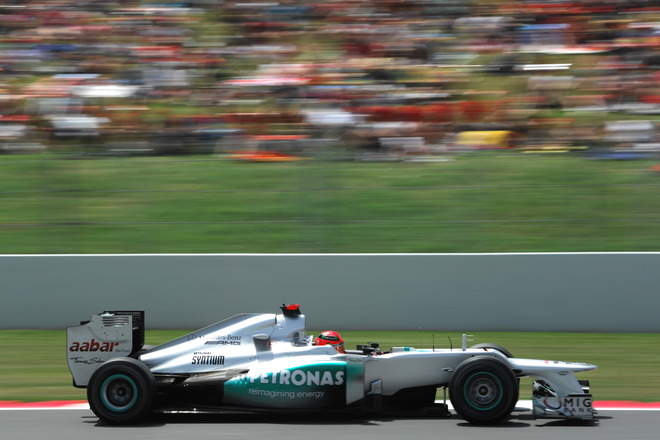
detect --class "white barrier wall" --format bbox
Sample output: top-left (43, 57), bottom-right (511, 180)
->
top-left (2, 253), bottom-right (659, 332)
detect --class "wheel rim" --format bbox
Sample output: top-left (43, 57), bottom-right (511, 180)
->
top-left (463, 372), bottom-right (503, 411)
top-left (100, 374), bottom-right (138, 412)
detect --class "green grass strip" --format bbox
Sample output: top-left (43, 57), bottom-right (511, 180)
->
top-left (3, 154), bottom-right (660, 253)
top-left (1, 330), bottom-right (657, 402)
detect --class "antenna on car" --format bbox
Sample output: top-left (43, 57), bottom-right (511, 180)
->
top-left (448, 336), bottom-right (453, 351)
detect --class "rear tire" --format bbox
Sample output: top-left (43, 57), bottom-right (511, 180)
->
top-left (87, 357), bottom-right (155, 424)
top-left (449, 356), bottom-right (518, 425)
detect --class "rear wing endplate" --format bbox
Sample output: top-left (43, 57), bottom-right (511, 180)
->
top-left (66, 310), bottom-right (145, 388)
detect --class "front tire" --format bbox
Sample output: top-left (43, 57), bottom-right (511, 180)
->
top-left (87, 357), bottom-right (155, 424)
top-left (470, 343), bottom-right (514, 358)
top-left (449, 356), bottom-right (518, 425)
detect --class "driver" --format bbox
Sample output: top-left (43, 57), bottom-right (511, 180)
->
top-left (314, 330), bottom-right (345, 353)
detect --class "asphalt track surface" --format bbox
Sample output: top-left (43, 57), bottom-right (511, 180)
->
top-left (1, 407), bottom-right (657, 440)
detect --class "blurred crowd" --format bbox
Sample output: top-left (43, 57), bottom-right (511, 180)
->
top-left (2, 0), bottom-right (660, 159)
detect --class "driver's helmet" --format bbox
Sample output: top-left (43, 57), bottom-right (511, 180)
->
top-left (314, 330), bottom-right (345, 353)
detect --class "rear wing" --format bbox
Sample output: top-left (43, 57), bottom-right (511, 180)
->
top-left (66, 311), bottom-right (145, 388)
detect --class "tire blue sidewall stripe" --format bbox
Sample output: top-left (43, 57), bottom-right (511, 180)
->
top-left (463, 371), bottom-right (503, 411)
top-left (100, 374), bottom-right (138, 412)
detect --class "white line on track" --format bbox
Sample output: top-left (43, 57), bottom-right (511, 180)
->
top-left (2, 401), bottom-right (659, 411)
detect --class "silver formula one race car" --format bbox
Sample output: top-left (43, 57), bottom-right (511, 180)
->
top-left (66, 305), bottom-right (596, 425)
